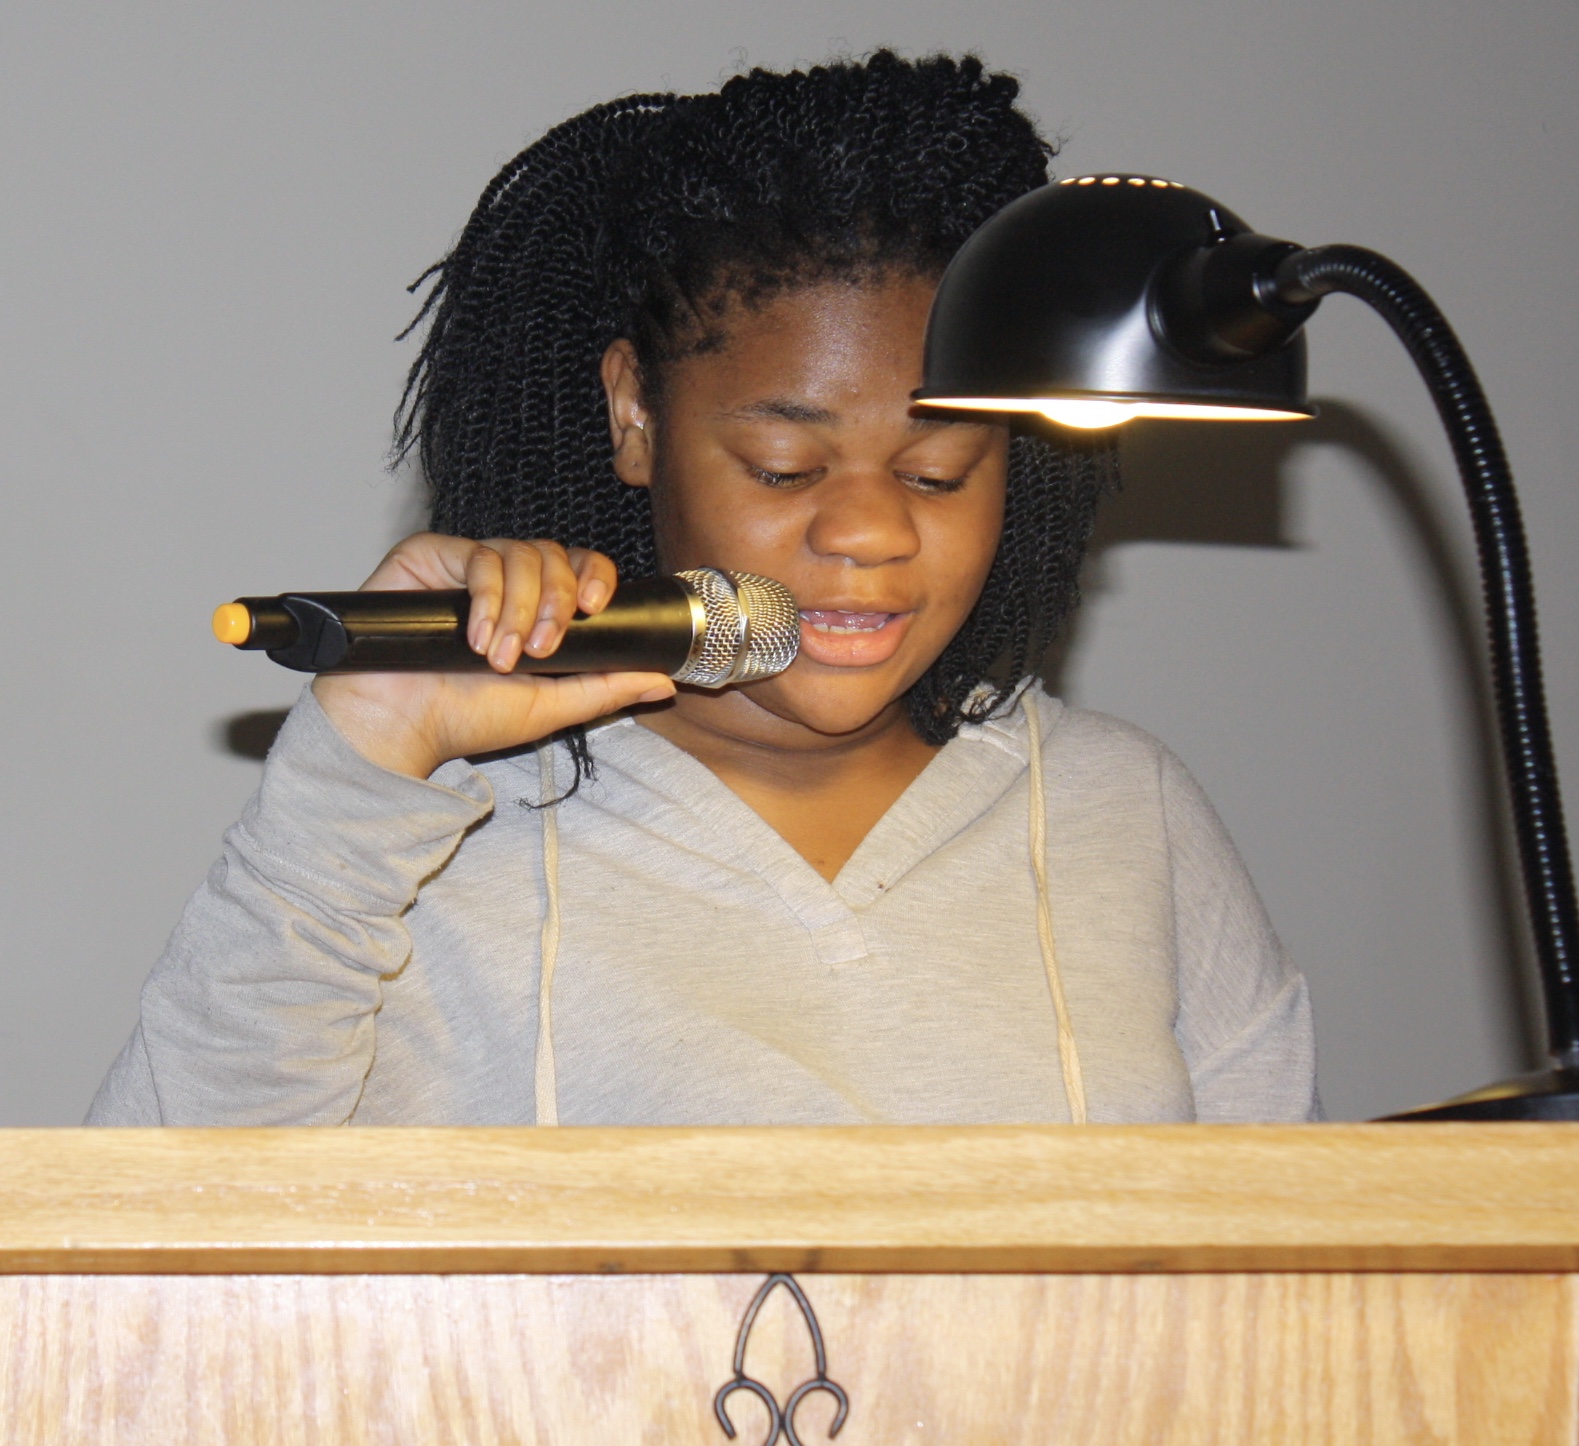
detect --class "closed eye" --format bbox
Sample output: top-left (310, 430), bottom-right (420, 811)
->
top-left (896, 471), bottom-right (968, 494)
top-left (746, 464), bottom-right (968, 492)
top-left (747, 465), bottom-right (824, 489)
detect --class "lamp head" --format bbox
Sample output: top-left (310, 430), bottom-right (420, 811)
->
top-left (913, 174), bottom-right (1318, 428)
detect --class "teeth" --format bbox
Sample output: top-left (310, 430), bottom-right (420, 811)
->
top-left (800, 610), bottom-right (893, 635)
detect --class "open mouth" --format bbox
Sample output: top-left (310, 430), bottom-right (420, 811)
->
top-left (793, 608), bottom-right (913, 668)
top-left (798, 610), bottom-right (897, 634)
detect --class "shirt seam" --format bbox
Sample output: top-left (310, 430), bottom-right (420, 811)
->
top-left (1188, 973), bottom-right (1302, 1074)
top-left (235, 826), bottom-right (414, 913)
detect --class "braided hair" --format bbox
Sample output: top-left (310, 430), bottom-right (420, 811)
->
top-left (396, 52), bottom-right (1115, 782)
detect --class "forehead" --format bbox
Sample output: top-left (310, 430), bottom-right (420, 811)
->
top-left (669, 275), bottom-right (940, 414)
top-left (718, 395), bottom-right (966, 439)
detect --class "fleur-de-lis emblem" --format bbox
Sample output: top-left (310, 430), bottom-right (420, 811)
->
top-left (714, 1273), bottom-right (850, 1446)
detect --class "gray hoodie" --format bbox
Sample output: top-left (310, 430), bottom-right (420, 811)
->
top-left (88, 683), bottom-right (1317, 1126)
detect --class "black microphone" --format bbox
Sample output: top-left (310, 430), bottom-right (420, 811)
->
top-left (213, 568), bottom-right (800, 688)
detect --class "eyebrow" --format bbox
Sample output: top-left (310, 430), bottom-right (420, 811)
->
top-left (720, 398), bottom-right (838, 425)
top-left (720, 397), bottom-right (984, 432)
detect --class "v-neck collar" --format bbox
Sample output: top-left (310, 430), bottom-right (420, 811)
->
top-left (832, 697), bottom-right (1055, 906)
top-left (550, 692), bottom-right (1062, 961)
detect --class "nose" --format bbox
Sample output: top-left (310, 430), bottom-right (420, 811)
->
top-left (804, 470), bottom-right (922, 567)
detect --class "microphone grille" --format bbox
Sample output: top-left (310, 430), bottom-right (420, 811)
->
top-left (729, 570), bottom-right (802, 683)
top-left (674, 568), bottom-right (800, 687)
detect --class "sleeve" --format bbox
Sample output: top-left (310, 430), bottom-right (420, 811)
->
top-left (1161, 750), bottom-right (1321, 1122)
top-left (85, 688), bottom-right (494, 1125)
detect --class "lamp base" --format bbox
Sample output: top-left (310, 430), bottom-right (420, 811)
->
top-left (1378, 1069), bottom-right (1579, 1121)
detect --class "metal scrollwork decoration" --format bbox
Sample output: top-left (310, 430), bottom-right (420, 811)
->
top-left (714, 1273), bottom-right (850, 1446)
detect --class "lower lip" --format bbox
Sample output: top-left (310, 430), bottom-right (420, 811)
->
top-left (796, 610), bottom-right (913, 667)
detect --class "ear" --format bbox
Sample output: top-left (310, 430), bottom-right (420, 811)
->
top-left (601, 339), bottom-right (655, 489)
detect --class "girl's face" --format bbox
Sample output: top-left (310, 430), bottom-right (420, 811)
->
top-left (603, 274), bottom-right (1008, 744)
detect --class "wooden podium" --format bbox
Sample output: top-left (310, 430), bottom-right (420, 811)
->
top-left (3, 1124), bottom-right (1578, 1442)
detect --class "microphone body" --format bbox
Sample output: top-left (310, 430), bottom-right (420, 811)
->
top-left (217, 569), bottom-right (799, 688)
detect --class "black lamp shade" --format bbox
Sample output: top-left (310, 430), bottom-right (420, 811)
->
top-left (914, 175), bottom-right (1315, 426)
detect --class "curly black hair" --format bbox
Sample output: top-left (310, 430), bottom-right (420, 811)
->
top-left (396, 51), bottom-right (1115, 784)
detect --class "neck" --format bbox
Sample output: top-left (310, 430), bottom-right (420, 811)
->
top-left (638, 688), bottom-right (929, 785)
top-left (636, 689), bottom-right (940, 881)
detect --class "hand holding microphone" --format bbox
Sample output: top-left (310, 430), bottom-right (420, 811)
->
top-left (221, 534), bottom-right (799, 780)
top-left (214, 570), bottom-right (798, 684)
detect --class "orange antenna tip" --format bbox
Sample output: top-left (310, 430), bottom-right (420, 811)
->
top-left (212, 603), bottom-right (252, 645)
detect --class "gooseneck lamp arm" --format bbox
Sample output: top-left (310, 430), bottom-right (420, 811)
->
top-left (915, 176), bottom-right (1579, 1118)
top-left (1269, 246), bottom-right (1579, 1077)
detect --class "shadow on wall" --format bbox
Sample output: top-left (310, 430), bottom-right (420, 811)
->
top-left (1046, 399), bottom-right (1541, 1069)
top-left (219, 710), bottom-right (291, 761)
top-left (1091, 413), bottom-right (1298, 552)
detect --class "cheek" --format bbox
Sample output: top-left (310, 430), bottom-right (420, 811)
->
top-left (646, 455), bottom-right (727, 571)
top-left (926, 483), bottom-right (1006, 608)
top-left (649, 454), bottom-right (806, 572)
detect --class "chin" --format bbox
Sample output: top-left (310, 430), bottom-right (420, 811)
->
top-left (745, 668), bottom-right (913, 739)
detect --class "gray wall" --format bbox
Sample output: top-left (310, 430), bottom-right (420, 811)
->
top-left (3, 1), bottom-right (1575, 1123)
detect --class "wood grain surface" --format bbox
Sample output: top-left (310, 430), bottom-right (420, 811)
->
top-left (3, 1271), bottom-right (1573, 1444)
top-left (4, 1124), bottom-right (1579, 1273)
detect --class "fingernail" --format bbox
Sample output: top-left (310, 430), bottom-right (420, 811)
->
top-left (470, 616), bottom-right (494, 652)
top-left (582, 579), bottom-right (609, 611)
top-left (636, 684), bottom-right (674, 703)
top-left (527, 620), bottom-right (556, 653)
top-left (492, 632), bottom-right (520, 667)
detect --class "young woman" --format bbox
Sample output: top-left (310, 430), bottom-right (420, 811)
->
top-left (89, 53), bottom-right (1317, 1127)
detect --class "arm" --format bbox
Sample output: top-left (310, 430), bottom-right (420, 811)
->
top-left (86, 691), bottom-right (492, 1124)
top-left (1162, 751), bottom-right (1321, 1123)
top-left (87, 532), bottom-right (674, 1125)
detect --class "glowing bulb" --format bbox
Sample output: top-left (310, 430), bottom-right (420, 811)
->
top-left (912, 397), bottom-right (1311, 426)
top-left (1036, 400), bottom-right (1138, 429)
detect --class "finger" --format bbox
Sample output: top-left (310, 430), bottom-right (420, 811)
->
top-left (517, 670), bottom-right (676, 736)
top-left (525, 542), bottom-right (582, 656)
top-left (487, 540), bottom-right (546, 672)
top-left (364, 532), bottom-right (484, 592)
top-left (566, 548), bottom-right (620, 615)
top-left (463, 545), bottom-right (507, 656)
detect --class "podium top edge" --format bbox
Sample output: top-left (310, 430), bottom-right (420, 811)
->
top-left (3, 1125), bottom-right (1579, 1274)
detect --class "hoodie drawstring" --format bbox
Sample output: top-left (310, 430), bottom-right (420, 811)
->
top-left (535, 743), bottom-right (562, 1126)
top-left (1023, 695), bottom-right (1088, 1123)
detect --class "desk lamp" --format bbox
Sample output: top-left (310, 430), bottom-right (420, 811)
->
top-left (913, 174), bottom-right (1576, 1120)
